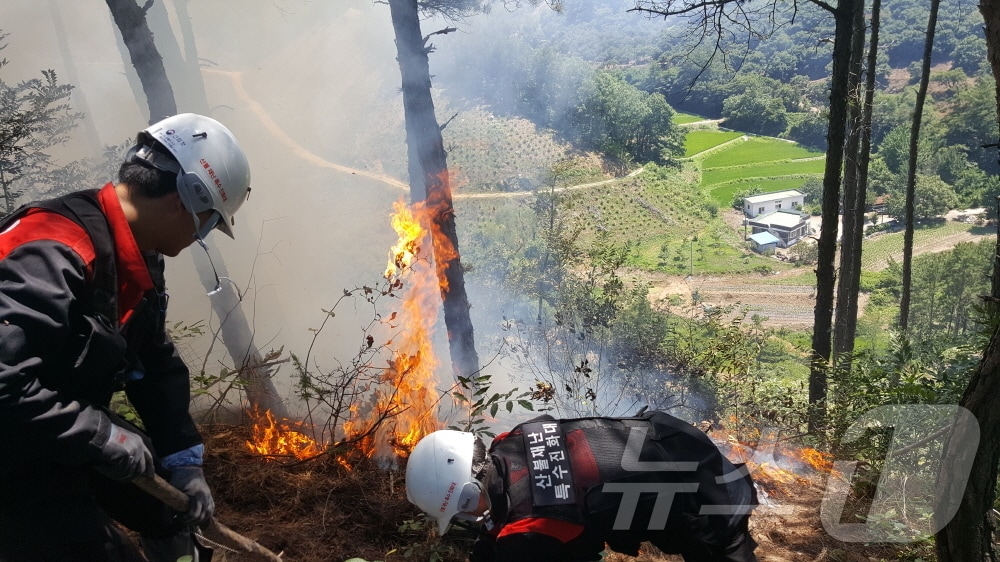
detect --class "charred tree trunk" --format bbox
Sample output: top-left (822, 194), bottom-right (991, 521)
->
top-left (105, 0), bottom-right (286, 419)
top-left (935, 3), bottom-right (1000, 559)
top-left (809, 0), bottom-right (861, 434)
top-left (833, 2), bottom-right (867, 368)
top-left (388, 0), bottom-right (481, 382)
top-left (898, 0), bottom-right (939, 332)
top-left (104, 0), bottom-right (176, 122)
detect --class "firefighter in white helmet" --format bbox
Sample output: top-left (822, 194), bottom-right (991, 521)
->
top-left (0, 113), bottom-right (252, 561)
top-left (406, 411), bottom-right (759, 562)
top-left (130, 112), bottom-right (251, 242)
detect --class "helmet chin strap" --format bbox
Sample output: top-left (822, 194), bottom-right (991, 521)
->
top-left (176, 173), bottom-right (235, 298)
top-left (195, 237), bottom-right (223, 297)
top-left (191, 216), bottom-right (242, 300)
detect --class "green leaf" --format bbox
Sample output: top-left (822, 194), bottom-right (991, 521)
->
top-left (518, 400), bottom-right (534, 411)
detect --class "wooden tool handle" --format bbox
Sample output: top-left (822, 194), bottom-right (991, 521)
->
top-left (134, 474), bottom-right (284, 561)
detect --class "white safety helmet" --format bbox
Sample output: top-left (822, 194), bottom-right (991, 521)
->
top-left (405, 430), bottom-right (491, 535)
top-left (129, 113), bottom-right (251, 239)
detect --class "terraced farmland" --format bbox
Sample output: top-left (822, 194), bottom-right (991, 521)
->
top-left (685, 129), bottom-right (826, 207)
top-left (860, 221), bottom-right (992, 270)
top-left (684, 130), bottom-right (743, 157)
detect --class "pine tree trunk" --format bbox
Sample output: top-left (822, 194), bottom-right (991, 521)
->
top-left (899, 0), bottom-right (939, 331)
top-left (388, 0), bottom-right (481, 381)
top-left (834, 0), bottom-right (881, 370)
top-left (810, 0), bottom-right (860, 434)
top-left (104, 0), bottom-right (176, 123)
top-left (847, 0), bottom-right (881, 351)
top-left (833, 2), bottom-right (866, 367)
top-left (48, 0), bottom-right (102, 150)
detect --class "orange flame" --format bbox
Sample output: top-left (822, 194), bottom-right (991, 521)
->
top-left (245, 407), bottom-right (324, 461)
top-left (245, 199), bottom-right (445, 462)
top-left (343, 199), bottom-right (442, 458)
top-left (796, 447), bottom-right (834, 472)
top-left (377, 200), bottom-right (443, 455)
top-left (713, 428), bottom-right (833, 497)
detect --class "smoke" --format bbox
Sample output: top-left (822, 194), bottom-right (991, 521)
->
top-left (5, 0), bottom-right (683, 426)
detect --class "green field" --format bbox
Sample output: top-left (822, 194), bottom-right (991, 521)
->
top-left (708, 177), bottom-right (819, 207)
top-left (684, 130), bottom-right (743, 157)
top-left (701, 159), bottom-right (827, 186)
top-left (689, 133), bottom-right (826, 206)
top-left (701, 137), bottom-right (823, 167)
top-left (860, 221), bottom-right (988, 270)
top-left (674, 112), bottom-right (708, 125)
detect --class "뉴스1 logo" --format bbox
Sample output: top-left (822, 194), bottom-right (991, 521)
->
top-left (602, 406), bottom-right (979, 542)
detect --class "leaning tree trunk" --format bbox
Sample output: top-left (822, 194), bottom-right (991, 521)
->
top-left (105, 0), bottom-right (286, 419)
top-left (935, 3), bottom-right (1000, 559)
top-left (899, 0), bottom-right (939, 332)
top-left (809, 0), bottom-right (861, 435)
top-left (388, 0), bottom-right (481, 382)
top-left (104, 0), bottom-right (176, 122)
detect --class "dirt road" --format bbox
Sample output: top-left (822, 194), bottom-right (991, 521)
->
top-left (649, 273), bottom-right (818, 328)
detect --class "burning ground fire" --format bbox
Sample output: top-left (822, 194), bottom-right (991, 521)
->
top-left (713, 427), bottom-right (834, 500)
top-left (245, 407), bottom-right (324, 460)
top-left (245, 199), bottom-right (445, 462)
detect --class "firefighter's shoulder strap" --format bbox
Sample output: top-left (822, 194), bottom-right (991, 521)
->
top-left (2, 189), bottom-right (118, 323)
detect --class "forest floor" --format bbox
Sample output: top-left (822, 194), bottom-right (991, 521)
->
top-left (196, 425), bottom-right (932, 562)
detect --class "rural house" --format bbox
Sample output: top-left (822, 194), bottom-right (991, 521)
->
top-left (749, 231), bottom-right (780, 254)
top-left (743, 189), bottom-right (805, 218)
top-left (748, 209), bottom-right (811, 248)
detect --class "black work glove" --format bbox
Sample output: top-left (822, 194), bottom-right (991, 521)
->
top-left (169, 465), bottom-right (215, 527)
top-left (95, 423), bottom-right (155, 481)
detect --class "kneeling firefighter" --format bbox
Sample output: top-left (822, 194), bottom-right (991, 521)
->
top-left (405, 410), bottom-right (759, 562)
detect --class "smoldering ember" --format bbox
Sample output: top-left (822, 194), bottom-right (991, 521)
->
top-left (2, 0), bottom-right (1000, 561)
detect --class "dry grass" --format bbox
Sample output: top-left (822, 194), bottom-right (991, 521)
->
top-left (201, 424), bottom-right (429, 562)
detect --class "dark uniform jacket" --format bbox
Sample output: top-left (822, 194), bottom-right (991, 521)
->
top-left (472, 412), bottom-right (757, 562)
top-left (0, 184), bottom-right (201, 542)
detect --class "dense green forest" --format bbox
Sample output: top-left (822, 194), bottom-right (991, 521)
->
top-left (435, 0), bottom-right (999, 208)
